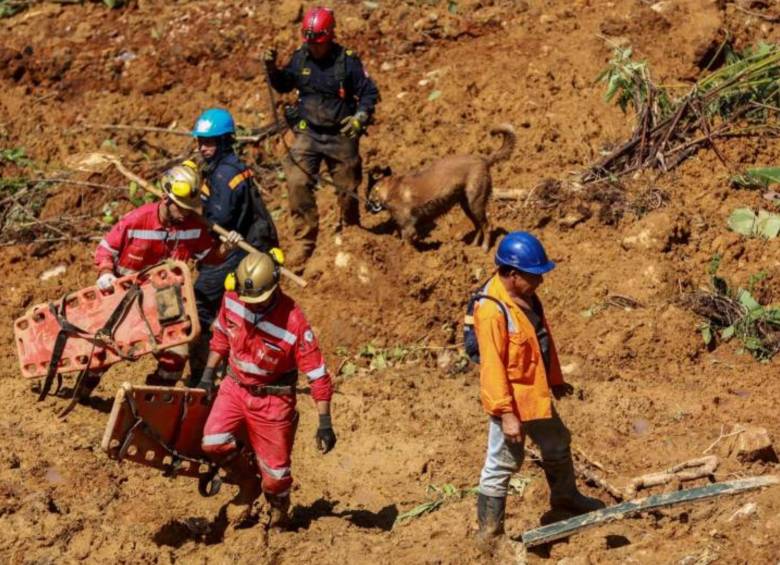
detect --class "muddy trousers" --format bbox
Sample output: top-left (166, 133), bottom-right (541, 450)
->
top-left (282, 130), bottom-right (362, 261)
top-left (201, 376), bottom-right (298, 496)
top-left (478, 414), bottom-right (572, 498)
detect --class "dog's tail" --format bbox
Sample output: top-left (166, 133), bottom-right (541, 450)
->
top-left (484, 123), bottom-right (517, 167)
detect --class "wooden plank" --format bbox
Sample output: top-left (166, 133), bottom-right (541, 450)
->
top-left (520, 475), bottom-right (780, 548)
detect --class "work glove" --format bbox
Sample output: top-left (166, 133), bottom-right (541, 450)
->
top-left (220, 230), bottom-right (244, 251)
top-left (262, 48), bottom-right (277, 70)
top-left (97, 272), bottom-right (117, 291)
top-left (196, 367), bottom-right (216, 399)
top-left (269, 247), bottom-right (285, 266)
top-left (315, 414), bottom-right (337, 454)
top-left (339, 110), bottom-right (369, 138)
top-left (551, 383), bottom-right (574, 400)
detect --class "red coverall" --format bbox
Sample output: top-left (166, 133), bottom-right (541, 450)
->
top-left (201, 291), bottom-right (333, 495)
top-left (94, 201), bottom-right (216, 378)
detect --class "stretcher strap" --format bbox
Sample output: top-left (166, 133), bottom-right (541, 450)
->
top-left (116, 389), bottom-right (223, 497)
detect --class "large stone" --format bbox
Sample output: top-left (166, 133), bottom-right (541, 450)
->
top-left (729, 424), bottom-right (777, 463)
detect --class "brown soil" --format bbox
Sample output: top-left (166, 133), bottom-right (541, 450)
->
top-left (1, 1), bottom-right (780, 563)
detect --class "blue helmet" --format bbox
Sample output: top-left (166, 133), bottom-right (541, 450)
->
top-left (192, 108), bottom-right (235, 138)
top-left (495, 231), bottom-right (556, 275)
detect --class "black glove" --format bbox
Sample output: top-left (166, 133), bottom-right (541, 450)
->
top-left (263, 48), bottom-right (277, 70)
top-left (196, 367), bottom-right (216, 397)
top-left (315, 413), bottom-right (337, 454)
top-left (551, 383), bottom-right (574, 400)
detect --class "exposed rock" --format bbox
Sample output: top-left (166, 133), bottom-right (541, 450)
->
top-left (727, 501), bottom-right (758, 522)
top-left (728, 424), bottom-right (777, 463)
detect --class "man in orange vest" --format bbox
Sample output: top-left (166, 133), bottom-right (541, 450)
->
top-left (473, 232), bottom-right (604, 540)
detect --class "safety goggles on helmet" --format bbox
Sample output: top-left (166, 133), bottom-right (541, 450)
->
top-left (303, 29), bottom-right (330, 43)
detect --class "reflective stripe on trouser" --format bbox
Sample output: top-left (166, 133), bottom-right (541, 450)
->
top-left (154, 344), bottom-right (188, 381)
top-left (283, 130), bottom-right (362, 248)
top-left (202, 376), bottom-right (298, 495)
top-left (478, 413), bottom-right (572, 497)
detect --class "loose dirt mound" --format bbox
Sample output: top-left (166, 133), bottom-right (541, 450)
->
top-left (1, 1), bottom-right (779, 563)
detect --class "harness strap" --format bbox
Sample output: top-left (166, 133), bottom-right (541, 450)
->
top-left (38, 298), bottom-right (91, 402)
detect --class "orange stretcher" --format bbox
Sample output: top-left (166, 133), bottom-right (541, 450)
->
top-left (14, 260), bottom-right (200, 381)
top-left (102, 383), bottom-right (256, 496)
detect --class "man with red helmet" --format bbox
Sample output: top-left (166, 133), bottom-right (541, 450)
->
top-left (264, 6), bottom-right (379, 271)
top-left (200, 252), bottom-right (335, 529)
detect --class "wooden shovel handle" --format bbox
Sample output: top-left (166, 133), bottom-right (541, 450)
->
top-left (108, 158), bottom-right (307, 288)
top-left (210, 224), bottom-right (308, 288)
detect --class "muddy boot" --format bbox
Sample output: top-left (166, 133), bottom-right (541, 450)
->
top-left (476, 493), bottom-right (506, 541)
top-left (226, 476), bottom-right (262, 528)
top-left (265, 492), bottom-right (291, 530)
top-left (543, 456), bottom-right (606, 515)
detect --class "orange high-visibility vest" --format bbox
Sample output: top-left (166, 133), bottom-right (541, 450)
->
top-left (474, 275), bottom-right (564, 421)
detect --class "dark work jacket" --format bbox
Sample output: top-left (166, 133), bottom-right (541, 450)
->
top-left (269, 43), bottom-right (380, 129)
top-left (199, 151), bottom-right (278, 259)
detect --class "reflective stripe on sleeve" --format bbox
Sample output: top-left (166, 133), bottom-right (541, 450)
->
top-left (305, 364), bottom-right (327, 380)
top-left (193, 247), bottom-right (212, 261)
top-left (99, 239), bottom-right (119, 257)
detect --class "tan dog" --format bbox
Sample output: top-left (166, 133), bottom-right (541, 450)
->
top-left (366, 124), bottom-right (516, 251)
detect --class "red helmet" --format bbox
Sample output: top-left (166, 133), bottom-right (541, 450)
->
top-left (301, 7), bottom-right (335, 44)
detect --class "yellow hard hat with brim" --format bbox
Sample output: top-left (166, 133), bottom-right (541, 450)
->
top-left (161, 165), bottom-right (202, 213)
top-left (233, 253), bottom-right (279, 304)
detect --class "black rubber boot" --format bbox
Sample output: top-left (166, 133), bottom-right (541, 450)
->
top-left (543, 456), bottom-right (606, 515)
top-left (476, 493), bottom-right (506, 539)
top-left (265, 492), bottom-right (292, 530)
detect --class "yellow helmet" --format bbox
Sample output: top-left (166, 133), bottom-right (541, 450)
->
top-left (226, 253), bottom-right (279, 304)
top-left (161, 165), bottom-right (202, 212)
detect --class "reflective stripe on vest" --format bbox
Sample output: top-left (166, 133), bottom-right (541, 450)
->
top-left (231, 356), bottom-right (271, 376)
top-left (128, 229), bottom-right (167, 241)
top-left (228, 169), bottom-right (253, 190)
top-left (225, 298), bottom-right (298, 345)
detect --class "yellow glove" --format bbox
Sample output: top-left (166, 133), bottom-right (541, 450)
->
top-left (269, 247), bottom-right (285, 265)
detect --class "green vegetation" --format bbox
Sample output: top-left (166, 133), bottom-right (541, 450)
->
top-left (728, 208), bottom-right (780, 239)
top-left (688, 259), bottom-right (780, 361)
top-left (731, 167), bottom-right (780, 189)
top-left (586, 43), bottom-right (780, 182)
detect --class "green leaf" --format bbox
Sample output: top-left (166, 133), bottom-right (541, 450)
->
top-left (720, 325), bottom-right (735, 340)
top-left (754, 209), bottom-right (780, 239)
top-left (339, 361), bottom-right (356, 377)
top-left (370, 353), bottom-right (387, 370)
top-left (746, 167), bottom-right (780, 187)
top-left (701, 325), bottom-right (713, 345)
top-left (708, 253), bottom-right (722, 276)
top-left (427, 90), bottom-right (442, 102)
top-left (447, 1), bottom-right (458, 14)
top-left (737, 289), bottom-right (762, 313)
top-left (727, 208), bottom-right (756, 236)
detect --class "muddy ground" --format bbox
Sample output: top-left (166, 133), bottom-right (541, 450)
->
top-left (1, 0), bottom-right (779, 563)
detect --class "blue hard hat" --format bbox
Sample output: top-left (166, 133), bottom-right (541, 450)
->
top-left (495, 231), bottom-right (556, 275)
top-left (192, 108), bottom-right (235, 138)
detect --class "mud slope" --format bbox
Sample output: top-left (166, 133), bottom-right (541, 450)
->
top-left (1, 1), bottom-right (779, 563)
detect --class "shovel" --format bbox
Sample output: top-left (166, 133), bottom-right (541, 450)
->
top-left (67, 152), bottom-right (307, 288)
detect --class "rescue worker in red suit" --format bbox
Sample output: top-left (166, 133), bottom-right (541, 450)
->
top-left (89, 165), bottom-right (243, 395)
top-left (199, 252), bottom-right (336, 528)
top-left (264, 6), bottom-right (380, 271)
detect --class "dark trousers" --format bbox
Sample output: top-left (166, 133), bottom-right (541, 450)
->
top-left (282, 129), bottom-right (362, 248)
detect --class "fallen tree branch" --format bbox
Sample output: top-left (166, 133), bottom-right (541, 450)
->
top-left (624, 455), bottom-right (718, 499)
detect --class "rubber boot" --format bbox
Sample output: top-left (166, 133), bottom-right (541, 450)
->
top-left (265, 492), bottom-right (291, 530)
top-left (543, 456), bottom-right (606, 515)
top-left (476, 493), bottom-right (506, 540)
